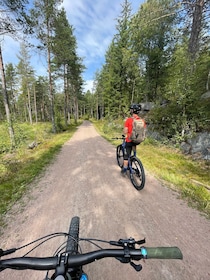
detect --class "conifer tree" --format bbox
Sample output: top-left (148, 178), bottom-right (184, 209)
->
top-left (96, 0), bottom-right (139, 118)
top-left (17, 41), bottom-right (34, 124)
top-left (52, 7), bottom-right (84, 124)
top-left (30, 0), bottom-right (63, 132)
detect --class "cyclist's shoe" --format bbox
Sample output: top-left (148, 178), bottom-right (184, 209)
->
top-left (121, 168), bottom-right (127, 177)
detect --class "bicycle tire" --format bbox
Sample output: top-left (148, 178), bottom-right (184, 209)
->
top-left (129, 156), bottom-right (145, 190)
top-left (116, 144), bottom-right (124, 168)
top-left (66, 216), bottom-right (80, 254)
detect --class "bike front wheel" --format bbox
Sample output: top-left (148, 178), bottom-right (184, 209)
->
top-left (66, 216), bottom-right (80, 254)
top-left (66, 216), bottom-right (83, 280)
top-left (129, 157), bottom-right (145, 190)
top-left (116, 144), bottom-right (124, 168)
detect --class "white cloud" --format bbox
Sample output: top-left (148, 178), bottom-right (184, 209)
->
top-left (62, 0), bottom-right (123, 80)
top-left (62, 0), bottom-right (144, 81)
top-left (83, 79), bottom-right (94, 92)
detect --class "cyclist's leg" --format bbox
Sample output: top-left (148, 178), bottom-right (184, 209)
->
top-left (122, 142), bottom-right (132, 173)
top-left (132, 145), bottom-right (136, 156)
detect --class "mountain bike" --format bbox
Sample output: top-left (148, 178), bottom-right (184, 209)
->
top-left (0, 216), bottom-right (183, 279)
top-left (114, 135), bottom-right (146, 190)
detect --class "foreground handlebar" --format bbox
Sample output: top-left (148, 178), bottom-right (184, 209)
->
top-left (0, 247), bottom-right (183, 271)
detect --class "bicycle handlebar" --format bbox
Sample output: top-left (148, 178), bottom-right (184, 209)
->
top-left (0, 247), bottom-right (183, 271)
top-left (112, 135), bottom-right (126, 140)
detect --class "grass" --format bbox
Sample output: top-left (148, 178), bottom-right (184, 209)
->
top-left (0, 121), bottom-right (79, 227)
top-left (93, 119), bottom-right (210, 218)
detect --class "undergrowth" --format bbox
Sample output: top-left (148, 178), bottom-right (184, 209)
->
top-left (0, 122), bottom-right (79, 227)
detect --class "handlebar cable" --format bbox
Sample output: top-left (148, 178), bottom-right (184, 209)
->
top-left (80, 237), bottom-right (110, 250)
top-left (0, 232), bottom-right (68, 258)
top-left (22, 233), bottom-right (68, 257)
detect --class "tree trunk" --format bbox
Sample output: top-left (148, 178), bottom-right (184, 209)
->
top-left (27, 86), bottom-right (33, 124)
top-left (0, 44), bottom-right (15, 148)
top-left (47, 39), bottom-right (56, 133)
top-left (33, 84), bottom-right (38, 123)
top-left (188, 0), bottom-right (205, 60)
top-left (64, 64), bottom-right (68, 126)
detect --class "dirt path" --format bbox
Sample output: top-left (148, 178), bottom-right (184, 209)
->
top-left (1, 121), bottom-right (210, 280)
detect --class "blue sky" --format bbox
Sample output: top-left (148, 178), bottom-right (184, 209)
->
top-left (1, 0), bottom-right (145, 92)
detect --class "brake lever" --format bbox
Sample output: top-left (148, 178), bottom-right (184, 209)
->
top-left (130, 261), bottom-right (142, 272)
top-left (110, 238), bottom-right (145, 247)
top-left (110, 238), bottom-right (135, 247)
top-left (136, 238), bottom-right (146, 245)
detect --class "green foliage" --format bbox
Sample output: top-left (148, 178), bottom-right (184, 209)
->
top-left (92, 0), bottom-right (210, 139)
top-left (145, 43), bottom-right (210, 140)
top-left (0, 122), bottom-right (53, 153)
top-left (94, 119), bottom-right (123, 139)
top-left (147, 102), bottom-right (197, 142)
top-left (0, 121), bottom-right (27, 152)
top-left (130, 0), bottom-right (177, 101)
top-left (0, 123), bottom-right (10, 153)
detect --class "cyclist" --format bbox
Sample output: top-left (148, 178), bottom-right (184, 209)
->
top-left (121, 104), bottom-right (146, 175)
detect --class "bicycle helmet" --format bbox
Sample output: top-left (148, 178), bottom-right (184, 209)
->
top-left (130, 103), bottom-right (141, 113)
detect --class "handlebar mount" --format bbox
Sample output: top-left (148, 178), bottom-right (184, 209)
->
top-left (110, 238), bottom-right (146, 271)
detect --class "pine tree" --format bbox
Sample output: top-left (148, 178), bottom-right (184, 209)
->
top-left (52, 8), bottom-right (84, 124)
top-left (95, 0), bottom-right (139, 118)
top-left (17, 41), bottom-right (34, 124)
top-left (131, 0), bottom-right (177, 101)
top-left (30, 0), bottom-right (63, 132)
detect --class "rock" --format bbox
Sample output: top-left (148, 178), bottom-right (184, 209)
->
top-left (28, 141), bottom-right (38, 149)
top-left (180, 132), bottom-right (210, 161)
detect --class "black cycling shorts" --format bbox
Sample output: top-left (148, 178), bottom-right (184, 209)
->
top-left (123, 142), bottom-right (137, 160)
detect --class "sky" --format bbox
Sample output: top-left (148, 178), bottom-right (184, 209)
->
top-left (1, 0), bottom-right (145, 92)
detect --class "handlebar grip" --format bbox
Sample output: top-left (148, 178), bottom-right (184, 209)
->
top-left (145, 247), bottom-right (183, 259)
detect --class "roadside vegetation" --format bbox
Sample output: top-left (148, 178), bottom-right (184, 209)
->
top-left (0, 122), bottom-right (79, 227)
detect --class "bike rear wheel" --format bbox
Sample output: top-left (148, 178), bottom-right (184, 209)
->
top-left (129, 156), bottom-right (145, 190)
top-left (116, 144), bottom-right (124, 168)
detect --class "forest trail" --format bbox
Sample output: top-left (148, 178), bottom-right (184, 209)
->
top-left (1, 121), bottom-right (209, 280)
